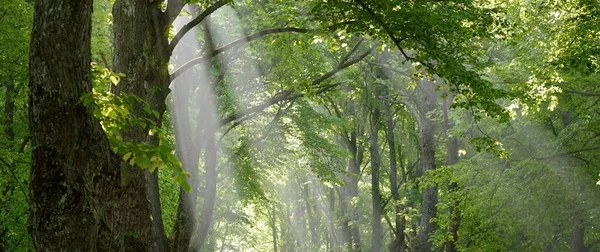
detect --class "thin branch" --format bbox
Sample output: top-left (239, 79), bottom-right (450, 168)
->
top-left (219, 91), bottom-right (293, 127)
top-left (170, 27), bottom-right (309, 80)
top-left (339, 37), bottom-right (364, 64)
top-left (18, 136), bottom-right (29, 153)
top-left (100, 53), bottom-right (111, 70)
top-left (355, 0), bottom-right (437, 71)
top-left (310, 44), bottom-right (376, 87)
top-left (564, 88), bottom-right (600, 97)
top-left (218, 44), bottom-right (374, 128)
top-left (510, 146), bottom-right (600, 162)
top-left (0, 157), bottom-right (30, 205)
top-left (169, 0), bottom-right (228, 52)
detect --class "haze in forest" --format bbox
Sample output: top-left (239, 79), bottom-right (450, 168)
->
top-left (1, 0), bottom-right (599, 251)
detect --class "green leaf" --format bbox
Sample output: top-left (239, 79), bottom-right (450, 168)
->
top-left (123, 152), bottom-right (132, 161)
top-left (110, 75), bottom-right (119, 85)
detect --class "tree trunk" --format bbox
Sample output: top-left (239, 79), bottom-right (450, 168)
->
top-left (195, 134), bottom-right (218, 250)
top-left (443, 94), bottom-right (461, 252)
top-left (413, 80), bottom-right (438, 252)
top-left (112, 1), bottom-right (172, 251)
top-left (571, 220), bottom-right (586, 252)
top-left (3, 79), bottom-right (15, 141)
top-left (271, 203), bottom-right (279, 252)
top-left (344, 97), bottom-right (363, 251)
top-left (370, 103), bottom-right (383, 252)
top-left (28, 0), bottom-right (151, 250)
top-left (337, 187), bottom-right (353, 251)
top-left (304, 183), bottom-right (319, 246)
top-left (383, 94), bottom-right (407, 252)
top-left (327, 187), bottom-right (340, 251)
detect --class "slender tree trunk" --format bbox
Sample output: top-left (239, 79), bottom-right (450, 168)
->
top-left (383, 94), bottom-right (407, 252)
top-left (571, 220), bottom-right (586, 252)
top-left (28, 0), bottom-right (152, 250)
top-left (195, 133), bottom-right (218, 250)
top-left (271, 203), bottom-right (279, 252)
top-left (3, 79), bottom-right (15, 141)
top-left (337, 187), bottom-right (353, 251)
top-left (327, 187), bottom-right (340, 251)
top-left (304, 184), bottom-right (319, 246)
top-left (413, 80), bottom-right (438, 252)
top-left (344, 97), bottom-right (363, 252)
top-left (443, 94), bottom-right (461, 252)
top-left (370, 102), bottom-right (383, 252)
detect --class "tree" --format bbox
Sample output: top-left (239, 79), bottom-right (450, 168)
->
top-left (28, 0), bottom-right (152, 250)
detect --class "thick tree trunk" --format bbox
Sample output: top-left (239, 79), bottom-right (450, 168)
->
top-left (28, 0), bottom-right (151, 250)
top-left (112, 1), bottom-right (172, 251)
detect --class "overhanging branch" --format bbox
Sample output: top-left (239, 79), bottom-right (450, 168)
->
top-left (170, 27), bottom-right (309, 81)
top-left (219, 44), bottom-right (375, 128)
top-left (169, 0), bottom-right (228, 52)
top-left (355, 0), bottom-right (436, 71)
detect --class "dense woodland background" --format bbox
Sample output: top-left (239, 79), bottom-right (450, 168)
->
top-left (1, 0), bottom-right (600, 251)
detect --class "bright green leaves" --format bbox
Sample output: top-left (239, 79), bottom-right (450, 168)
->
top-left (232, 136), bottom-right (265, 203)
top-left (84, 64), bottom-right (190, 191)
top-left (469, 137), bottom-right (509, 159)
top-left (288, 101), bottom-right (347, 185)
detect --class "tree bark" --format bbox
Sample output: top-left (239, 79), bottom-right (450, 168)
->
top-left (370, 100), bottom-right (383, 252)
top-left (112, 1), bottom-right (173, 251)
top-left (383, 93), bottom-right (407, 252)
top-left (28, 0), bottom-right (151, 250)
top-left (341, 96), bottom-right (363, 252)
top-left (571, 220), bottom-right (586, 252)
top-left (443, 94), bottom-right (460, 252)
top-left (3, 79), bottom-right (15, 141)
top-left (413, 80), bottom-right (438, 252)
top-left (271, 203), bottom-right (279, 252)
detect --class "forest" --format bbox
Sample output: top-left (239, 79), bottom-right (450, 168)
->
top-left (1, 0), bottom-right (599, 251)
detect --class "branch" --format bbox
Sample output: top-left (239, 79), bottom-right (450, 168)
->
top-left (166, 0), bottom-right (185, 25)
top-left (310, 44), bottom-right (376, 87)
top-left (218, 43), bottom-right (374, 128)
top-left (354, 1), bottom-right (404, 50)
top-left (0, 157), bottom-right (30, 205)
top-left (170, 27), bottom-right (310, 80)
top-left (219, 91), bottom-right (293, 127)
top-left (219, 83), bottom-right (343, 128)
top-left (355, 0), bottom-right (436, 71)
top-left (564, 88), bottom-right (600, 97)
top-left (100, 53), bottom-right (111, 70)
top-left (18, 136), bottom-right (30, 153)
top-left (339, 37), bottom-right (364, 64)
top-left (169, 0), bottom-right (228, 52)
top-left (510, 146), bottom-right (600, 162)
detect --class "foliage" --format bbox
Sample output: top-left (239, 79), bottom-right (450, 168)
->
top-left (0, 0), bottom-right (33, 250)
top-left (82, 65), bottom-right (191, 191)
top-left (9, 0), bottom-right (600, 250)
